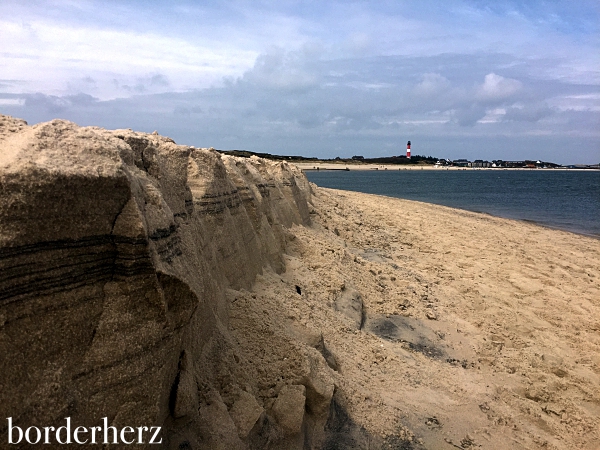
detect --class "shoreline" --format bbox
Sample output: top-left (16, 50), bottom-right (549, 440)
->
top-left (294, 162), bottom-right (599, 171)
top-left (300, 172), bottom-right (599, 239)
top-left (333, 186), bottom-right (600, 239)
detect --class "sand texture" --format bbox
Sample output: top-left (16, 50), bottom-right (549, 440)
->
top-left (254, 184), bottom-right (599, 449)
top-left (1, 114), bottom-right (598, 449)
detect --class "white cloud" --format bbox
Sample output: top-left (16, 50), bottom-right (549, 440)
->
top-left (0, 98), bottom-right (25, 106)
top-left (548, 93), bottom-right (600, 112)
top-left (476, 73), bottom-right (522, 101)
top-left (0, 18), bottom-right (258, 98)
top-left (237, 47), bottom-right (321, 91)
top-left (478, 108), bottom-right (507, 124)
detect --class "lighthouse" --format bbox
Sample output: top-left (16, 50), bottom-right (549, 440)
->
top-left (406, 140), bottom-right (411, 159)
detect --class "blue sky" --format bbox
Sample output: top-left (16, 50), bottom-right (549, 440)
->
top-left (1, 0), bottom-right (598, 163)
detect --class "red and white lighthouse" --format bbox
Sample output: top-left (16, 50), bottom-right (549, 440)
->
top-left (406, 140), bottom-right (411, 158)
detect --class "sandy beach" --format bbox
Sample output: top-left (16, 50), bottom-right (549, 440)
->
top-left (234, 184), bottom-right (600, 449)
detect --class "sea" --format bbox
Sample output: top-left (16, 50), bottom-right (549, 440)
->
top-left (304, 169), bottom-right (600, 237)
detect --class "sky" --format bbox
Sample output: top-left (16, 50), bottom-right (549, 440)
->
top-left (1, 0), bottom-right (599, 164)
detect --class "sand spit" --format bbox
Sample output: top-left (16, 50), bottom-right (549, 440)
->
top-left (294, 162), bottom-right (594, 171)
top-left (1, 115), bottom-right (599, 449)
top-left (295, 162), bottom-right (457, 171)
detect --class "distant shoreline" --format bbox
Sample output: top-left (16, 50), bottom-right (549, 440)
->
top-left (303, 167), bottom-right (600, 237)
top-left (293, 162), bottom-right (599, 171)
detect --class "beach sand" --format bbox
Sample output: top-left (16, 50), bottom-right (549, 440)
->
top-left (235, 184), bottom-right (600, 449)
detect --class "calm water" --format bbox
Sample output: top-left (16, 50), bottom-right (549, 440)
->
top-left (305, 169), bottom-right (600, 237)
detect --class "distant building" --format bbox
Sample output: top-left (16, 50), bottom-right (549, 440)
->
top-left (452, 159), bottom-right (470, 167)
top-left (352, 155), bottom-right (365, 160)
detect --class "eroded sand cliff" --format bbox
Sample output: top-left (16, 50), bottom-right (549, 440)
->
top-left (1, 115), bottom-right (599, 450)
top-left (0, 115), bottom-right (322, 449)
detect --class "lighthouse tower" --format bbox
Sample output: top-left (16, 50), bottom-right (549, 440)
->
top-left (406, 140), bottom-right (411, 158)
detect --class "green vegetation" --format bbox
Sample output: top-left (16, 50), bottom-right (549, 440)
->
top-left (216, 149), bottom-right (437, 165)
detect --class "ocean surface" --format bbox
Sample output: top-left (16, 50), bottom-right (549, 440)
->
top-left (305, 169), bottom-right (600, 237)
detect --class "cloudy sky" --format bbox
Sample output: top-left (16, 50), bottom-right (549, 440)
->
top-left (1, 0), bottom-right (599, 164)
